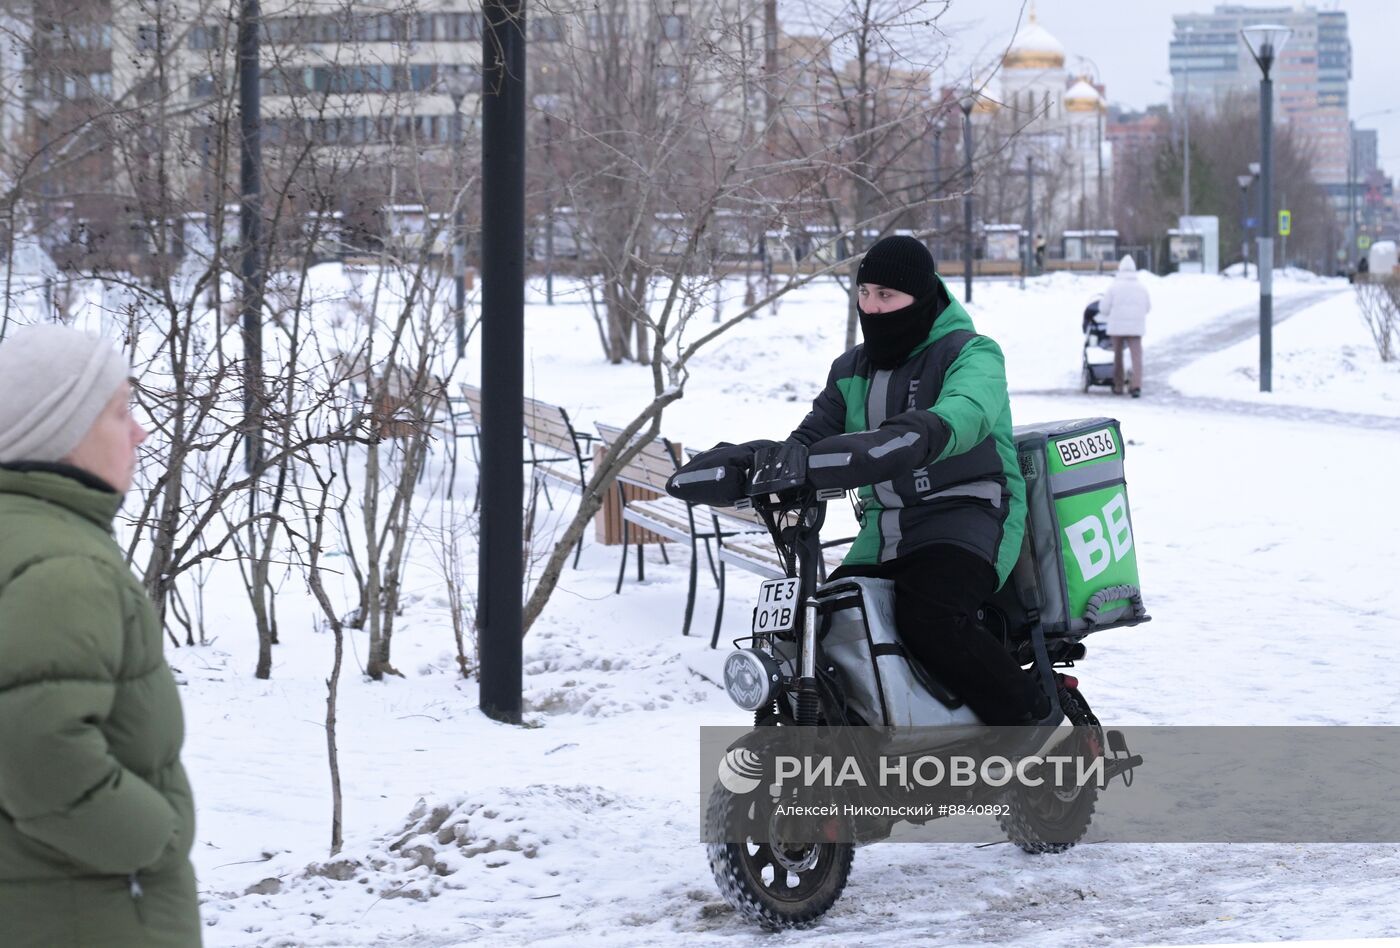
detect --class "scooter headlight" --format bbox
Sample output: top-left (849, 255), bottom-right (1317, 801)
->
top-left (723, 648), bottom-right (782, 712)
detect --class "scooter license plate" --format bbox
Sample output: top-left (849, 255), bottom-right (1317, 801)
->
top-left (752, 577), bottom-right (800, 634)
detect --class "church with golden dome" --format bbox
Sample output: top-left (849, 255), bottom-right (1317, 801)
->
top-left (971, 8), bottom-right (1113, 245)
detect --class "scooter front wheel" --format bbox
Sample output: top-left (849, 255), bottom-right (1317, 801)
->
top-left (706, 782), bottom-right (853, 930)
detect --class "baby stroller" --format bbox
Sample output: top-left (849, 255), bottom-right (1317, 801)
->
top-left (1081, 296), bottom-right (1127, 393)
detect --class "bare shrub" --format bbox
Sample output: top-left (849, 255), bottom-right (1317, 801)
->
top-left (1355, 277), bottom-right (1400, 363)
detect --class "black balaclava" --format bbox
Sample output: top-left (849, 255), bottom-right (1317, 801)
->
top-left (856, 236), bottom-right (945, 369)
top-left (858, 287), bottom-right (945, 369)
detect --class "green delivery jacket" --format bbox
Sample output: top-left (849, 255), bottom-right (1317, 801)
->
top-left (789, 278), bottom-right (1027, 586)
top-left (0, 465), bottom-right (201, 948)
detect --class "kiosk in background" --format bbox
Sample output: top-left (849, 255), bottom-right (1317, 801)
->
top-left (1168, 215), bottom-right (1219, 274)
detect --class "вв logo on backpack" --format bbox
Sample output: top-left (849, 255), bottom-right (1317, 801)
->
top-left (1063, 491), bottom-right (1133, 583)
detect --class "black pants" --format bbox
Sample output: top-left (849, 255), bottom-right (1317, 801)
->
top-left (829, 544), bottom-right (1046, 725)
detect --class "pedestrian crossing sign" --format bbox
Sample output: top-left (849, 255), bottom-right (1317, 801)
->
top-left (1278, 210), bottom-right (1291, 237)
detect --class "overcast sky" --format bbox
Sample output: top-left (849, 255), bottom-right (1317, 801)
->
top-left (939, 0), bottom-right (1399, 171)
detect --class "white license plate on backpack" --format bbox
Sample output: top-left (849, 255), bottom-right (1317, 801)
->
top-left (752, 577), bottom-right (800, 634)
top-left (1054, 427), bottom-right (1117, 467)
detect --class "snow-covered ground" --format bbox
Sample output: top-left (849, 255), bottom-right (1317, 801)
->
top-left (1173, 288), bottom-right (1400, 419)
top-left (166, 269), bottom-right (1400, 947)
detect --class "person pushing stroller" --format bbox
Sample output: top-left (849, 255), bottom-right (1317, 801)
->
top-left (1098, 254), bottom-right (1151, 397)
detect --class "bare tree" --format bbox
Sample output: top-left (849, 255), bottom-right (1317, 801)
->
top-left (537, 0), bottom-right (724, 365)
top-left (297, 460), bottom-right (349, 857)
top-left (1355, 276), bottom-right (1400, 362)
top-left (773, 0), bottom-right (952, 348)
top-left (1113, 93), bottom-right (1338, 272)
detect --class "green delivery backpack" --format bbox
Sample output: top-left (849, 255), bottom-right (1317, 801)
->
top-left (994, 417), bottom-right (1150, 641)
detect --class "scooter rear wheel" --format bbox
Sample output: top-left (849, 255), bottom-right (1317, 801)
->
top-left (706, 782), bottom-right (853, 930)
top-left (997, 688), bottom-right (1101, 854)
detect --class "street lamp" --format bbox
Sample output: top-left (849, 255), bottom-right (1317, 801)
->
top-left (959, 92), bottom-right (975, 304)
top-left (1241, 22), bottom-right (1291, 394)
top-left (477, 0), bottom-right (527, 723)
top-left (443, 66), bottom-right (475, 359)
top-left (238, 0), bottom-right (264, 473)
top-left (1236, 165), bottom-right (1259, 278)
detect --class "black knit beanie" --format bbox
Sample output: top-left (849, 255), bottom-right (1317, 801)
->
top-left (856, 236), bottom-right (936, 298)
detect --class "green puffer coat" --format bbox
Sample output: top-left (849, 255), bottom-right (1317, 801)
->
top-left (0, 465), bottom-right (201, 947)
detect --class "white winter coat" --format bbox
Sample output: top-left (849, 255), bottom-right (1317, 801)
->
top-left (1099, 255), bottom-right (1151, 337)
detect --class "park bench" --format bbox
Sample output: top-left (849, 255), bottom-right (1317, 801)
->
top-left (459, 383), bottom-right (596, 565)
top-left (594, 422), bottom-right (771, 642)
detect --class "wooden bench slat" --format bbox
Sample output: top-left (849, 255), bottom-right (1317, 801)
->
top-left (594, 423), bottom-right (681, 494)
top-left (619, 509), bottom-right (694, 545)
top-left (462, 383), bottom-right (591, 499)
top-left (524, 403), bottom-right (580, 450)
top-left (536, 463), bottom-right (585, 490)
top-left (460, 384), bottom-right (485, 427)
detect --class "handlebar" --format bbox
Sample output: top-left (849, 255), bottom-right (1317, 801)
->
top-left (666, 439), bottom-right (844, 512)
top-left (667, 439), bottom-right (846, 585)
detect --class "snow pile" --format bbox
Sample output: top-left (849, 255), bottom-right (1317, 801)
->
top-left (207, 785), bottom-right (671, 946)
top-left (522, 628), bottom-right (713, 718)
top-left (300, 787), bottom-right (613, 899)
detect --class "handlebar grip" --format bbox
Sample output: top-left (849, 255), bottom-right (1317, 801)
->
top-left (747, 441), bottom-right (810, 496)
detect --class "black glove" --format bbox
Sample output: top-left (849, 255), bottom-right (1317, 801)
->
top-left (748, 440), bottom-right (810, 497)
top-left (665, 439), bottom-right (775, 506)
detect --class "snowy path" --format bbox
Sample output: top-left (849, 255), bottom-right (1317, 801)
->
top-left (1150, 289), bottom-right (1343, 379)
top-left (1151, 288), bottom-right (1400, 431)
top-left (1016, 287), bottom-right (1400, 432)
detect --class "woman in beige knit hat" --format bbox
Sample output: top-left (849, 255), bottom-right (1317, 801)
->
top-left (0, 324), bottom-right (202, 947)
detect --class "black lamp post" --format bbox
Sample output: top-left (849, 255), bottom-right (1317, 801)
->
top-left (238, 0), bottom-right (263, 473)
top-left (479, 0), bottom-right (527, 724)
top-left (959, 93), bottom-right (975, 304)
top-left (1241, 23), bottom-right (1291, 394)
